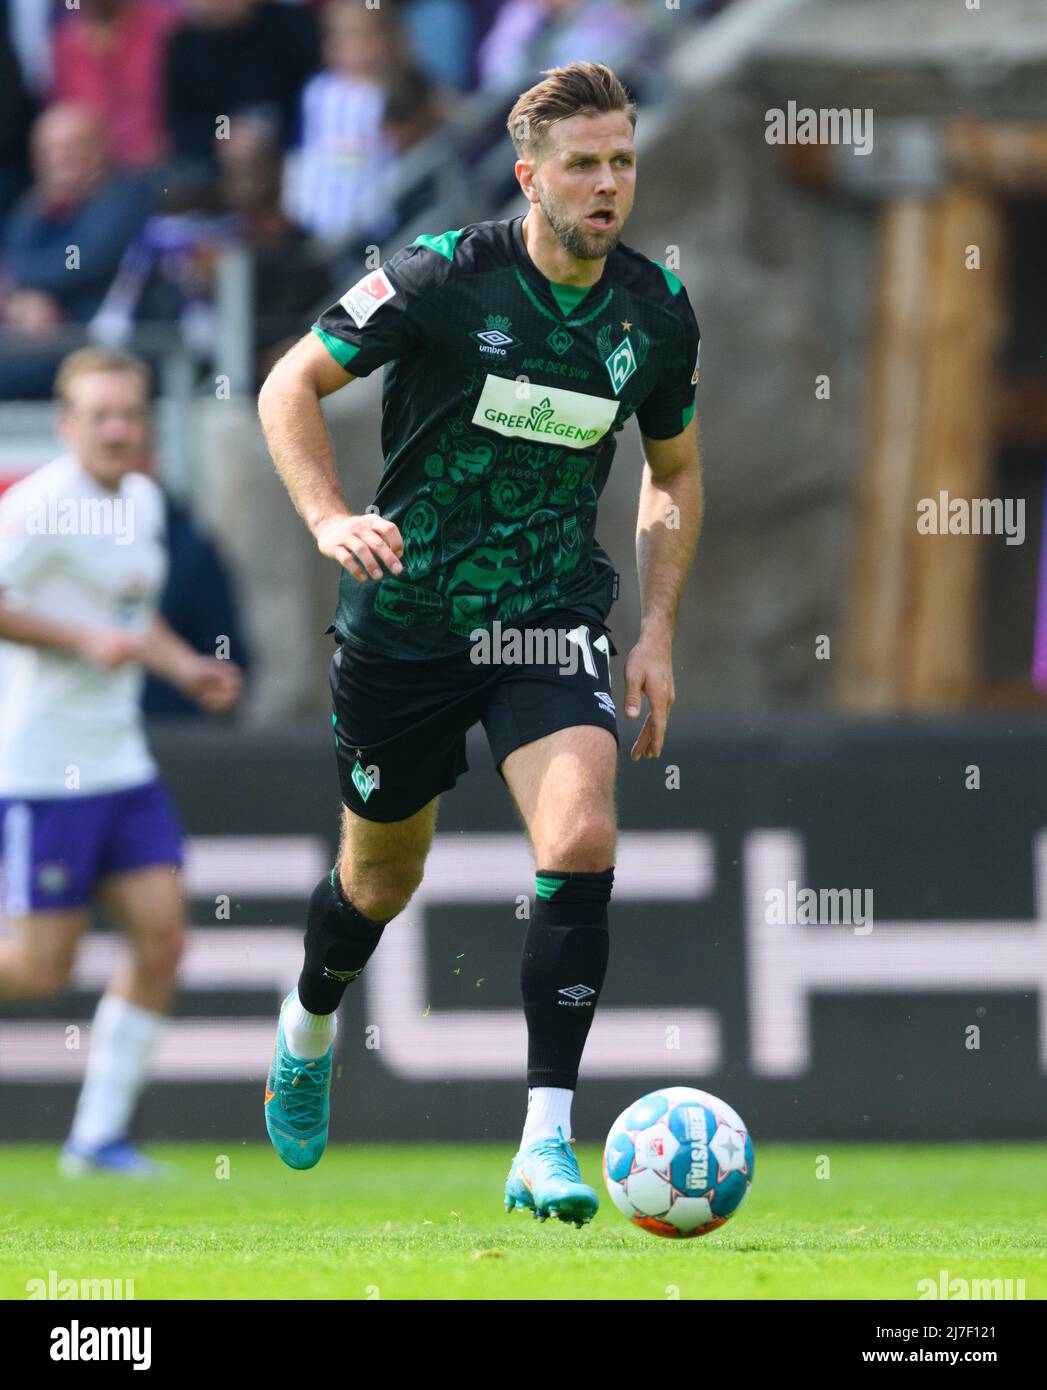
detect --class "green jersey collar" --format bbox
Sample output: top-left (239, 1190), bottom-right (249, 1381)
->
top-left (509, 214), bottom-right (610, 323)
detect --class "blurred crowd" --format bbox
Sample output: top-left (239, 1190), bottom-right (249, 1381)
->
top-left (0, 0), bottom-right (719, 401)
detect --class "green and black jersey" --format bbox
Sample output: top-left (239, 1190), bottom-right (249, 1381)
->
top-left (312, 214), bottom-right (700, 659)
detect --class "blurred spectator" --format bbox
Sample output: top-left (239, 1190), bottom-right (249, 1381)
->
top-left (399, 0), bottom-right (472, 91)
top-left (284, 0), bottom-right (406, 242)
top-left (478, 0), bottom-right (575, 89)
top-left (461, 0), bottom-right (510, 88)
top-left (51, 0), bottom-right (180, 173)
top-left (0, 0), bottom-right (38, 221)
top-left (92, 208), bottom-right (241, 361)
top-left (384, 57), bottom-right (452, 154)
top-left (542, 0), bottom-right (651, 83)
top-left (478, 0), bottom-right (650, 92)
top-left (94, 116), bottom-right (332, 387)
top-left (0, 104), bottom-right (154, 398)
top-left (166, 0), bottom-right (320, 192)
top-left (382, 59), bottom-right (456, 228)
top-left (6, 0), bottom-right (53, 99)
top-left (143, 490), bottom-right (252, 718)
top-left (217, 115), bottom-right (333, 380)
top-left (303, 0), bottom-right (502, 88)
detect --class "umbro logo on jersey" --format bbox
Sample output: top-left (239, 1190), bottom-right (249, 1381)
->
top-left (471, 315), bottom-right (521, 356)
top-left (594, 690), bottom-right (616, 715)
top-left (474, 329), bottom-right (516, 351)
top-left (340, 267), bottom-right (396, 327)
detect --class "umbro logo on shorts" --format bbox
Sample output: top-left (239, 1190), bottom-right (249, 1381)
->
top-left (594, 691), bottom-right (616, 715)
top-left (558, 983), bottom-right (596, 1007)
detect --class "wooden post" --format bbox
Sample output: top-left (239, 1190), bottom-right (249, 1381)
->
top-left (902, 186), bottom-right (1003, 706)
top-left (842, 184), bottom-right (1004, 708)
top-left (843, 198), bottom-right (932, 708)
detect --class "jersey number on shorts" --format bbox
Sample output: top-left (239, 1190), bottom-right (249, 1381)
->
top-left (567, 625), bottom-right (612, 690)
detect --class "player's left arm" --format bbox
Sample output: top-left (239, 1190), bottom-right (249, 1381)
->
top-left (140, 615), bottom-right (243, 714)
top-left (625, 415), bottom-right (704, 762)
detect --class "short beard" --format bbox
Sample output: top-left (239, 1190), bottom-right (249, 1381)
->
top-left (538, 189), bottom-right (621, 261)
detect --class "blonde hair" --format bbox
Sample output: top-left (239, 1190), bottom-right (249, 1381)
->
top-left (507, 62), bottom-right (637, 161)
top-left (54, 347), bottom-right (152, 407)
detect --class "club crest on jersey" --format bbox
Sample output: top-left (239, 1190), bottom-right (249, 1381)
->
top-left (470, 314), bottom-right (521, 356)
top-left (603, 336), bottom-right (637, 395)
top-left (340, 268), bottom-right (396, 327)
top-left (547, 325), bottom-right (573, 355)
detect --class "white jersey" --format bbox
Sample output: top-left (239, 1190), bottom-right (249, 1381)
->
top-left (0, 454), bottom-right (168, 797)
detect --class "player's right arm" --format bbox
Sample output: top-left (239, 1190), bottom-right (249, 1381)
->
top-left (0, 492), bottom-right (141, 668)
top-left (257, 332), bottom-right (404, 583)
top-left (0, 601), bottom-right (141, 668)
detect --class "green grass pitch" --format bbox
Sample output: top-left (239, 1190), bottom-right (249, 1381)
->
top-left (1, 1143), bottom-right (1044, 1300)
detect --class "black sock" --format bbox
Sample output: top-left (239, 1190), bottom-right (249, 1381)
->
top-left (297, 869), bottom-right (392, 1014)
top-left (521, 867), bottom-right (613, 1089)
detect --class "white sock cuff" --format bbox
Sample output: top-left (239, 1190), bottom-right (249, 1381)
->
top-left (290, 995), bottom-right (334, 1027)
top-left (521, 1086), bottom-right (574, 1145)
top-left (93, 993), bottom-right (164, 1044)
top-left (283, 991), bottom-right (338, 1059)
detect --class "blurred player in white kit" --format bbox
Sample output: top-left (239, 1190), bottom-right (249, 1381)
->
top-left (0, 348), bottom-right (241, 1173)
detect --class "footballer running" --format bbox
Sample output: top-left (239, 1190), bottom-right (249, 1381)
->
top-left (0, 349), bottom-right (242, 1174)
top-left (258, 62), bottom-right (703, 1225)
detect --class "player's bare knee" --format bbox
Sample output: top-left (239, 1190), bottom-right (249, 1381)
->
top-left (133, 923), bottom-right (186, 978)
top-left (25, 954), bottom-right (75, 997)
top-left (538, 817), bottom-right (615, 871)
top-left (338, 845), bottom-right (426, 918)
top-left (343, 856), bottom-right (422, 919)
top-left (347, 872), bottom-right (420, 921)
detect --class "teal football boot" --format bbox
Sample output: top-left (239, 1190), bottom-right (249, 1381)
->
top-left (504, 1125), bottom-right (599, 1228)
top-left (264, 990), bottom-right (333, 1170)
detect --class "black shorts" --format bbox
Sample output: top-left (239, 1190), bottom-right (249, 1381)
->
top-left (329, 608), bottom-right (620, 822)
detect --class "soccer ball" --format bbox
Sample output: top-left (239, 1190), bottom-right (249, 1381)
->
top-left (603, 1086), bottom-right (754, 1238)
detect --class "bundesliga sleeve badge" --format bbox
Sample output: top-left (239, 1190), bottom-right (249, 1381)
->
top-left (340, 267), bottom-right (397, 328)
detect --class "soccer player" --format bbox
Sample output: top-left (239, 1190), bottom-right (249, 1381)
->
top-left (258, 61), bottom-right (702, 1225)
top-left (0, 348), bottom-right (242, 1174)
